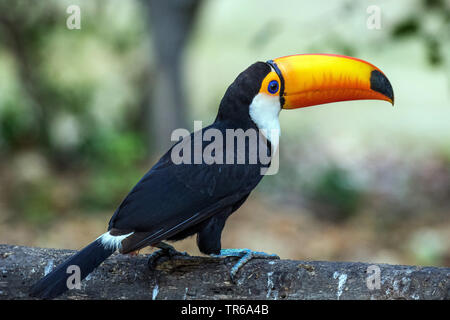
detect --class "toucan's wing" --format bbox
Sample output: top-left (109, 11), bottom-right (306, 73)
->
top-left (108, 126), bottom-right (267, 251)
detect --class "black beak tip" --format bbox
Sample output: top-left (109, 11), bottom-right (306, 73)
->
top-left (370, 70), bottom-right (394, 105)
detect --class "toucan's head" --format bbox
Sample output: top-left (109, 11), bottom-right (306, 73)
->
top-left (216, 54), bottom-right (394, 139)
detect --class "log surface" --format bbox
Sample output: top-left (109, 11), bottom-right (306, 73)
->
top-left (0, 244), bottom-right (448, 300)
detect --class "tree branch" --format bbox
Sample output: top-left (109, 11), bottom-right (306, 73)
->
top-left (0, 244), bottom-right (448, 300)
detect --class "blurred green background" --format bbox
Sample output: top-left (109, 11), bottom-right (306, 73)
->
top-left (0, 0), bottom-right (449, 267)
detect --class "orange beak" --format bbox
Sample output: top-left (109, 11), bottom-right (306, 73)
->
top-left (267, 54), bottom-right (394, 109)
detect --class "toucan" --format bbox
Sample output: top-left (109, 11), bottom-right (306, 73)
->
top-left (30, 54), bottom-right (394, 299)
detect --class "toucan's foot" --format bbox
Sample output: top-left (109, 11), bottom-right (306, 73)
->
top-left (147, 242), bottom-right (188, 269)
top-left (211, 248), bottom-right (279, 282)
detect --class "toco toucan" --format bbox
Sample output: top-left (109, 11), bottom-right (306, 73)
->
top-left (30, 54), bottom-right (394, 299)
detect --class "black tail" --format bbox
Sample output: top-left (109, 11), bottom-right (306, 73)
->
top-left (30, 239), bottom-right (115, 299)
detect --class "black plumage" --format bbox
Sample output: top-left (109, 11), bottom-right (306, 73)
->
top-left (30, 62), bottom-right (274, 299)
top-left (30, 53), bottom-right (395, 299)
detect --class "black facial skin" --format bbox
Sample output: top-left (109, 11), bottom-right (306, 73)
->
top-left (266, 60), bottom-right (285, 107)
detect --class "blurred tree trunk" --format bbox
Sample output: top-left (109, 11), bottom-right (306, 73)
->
top-left (145, 0), bottom-right (202, 154)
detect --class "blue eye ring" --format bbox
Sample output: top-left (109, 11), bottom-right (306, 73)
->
top-left (268, 80), bottom-right (279, 94)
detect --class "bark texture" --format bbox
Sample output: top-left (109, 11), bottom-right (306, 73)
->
top-left (0, 244), bottom-right (448, 300)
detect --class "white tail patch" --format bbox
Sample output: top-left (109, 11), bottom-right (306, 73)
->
top-left (97, 231), bottom-right (133, 251)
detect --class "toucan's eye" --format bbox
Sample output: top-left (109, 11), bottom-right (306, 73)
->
top-left (268, 80), bottom-right (279, 94)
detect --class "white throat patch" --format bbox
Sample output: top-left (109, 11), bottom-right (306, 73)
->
top-left (249, 92), bottom-right (281, 146)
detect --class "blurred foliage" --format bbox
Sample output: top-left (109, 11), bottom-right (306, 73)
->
top-left (294, 0), bottom-right (450, 68)
top-left (390, 0), bottom-right (449, 66)
top-left (0, 0), bottom-right (151, 223)
top-left (79, 130), bottom-right (146, 209)
top-left (12, 179), bottom-right (55, 225)
top-left (306, 166), bottom-right (362, 222)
